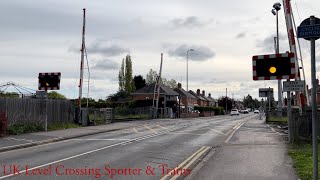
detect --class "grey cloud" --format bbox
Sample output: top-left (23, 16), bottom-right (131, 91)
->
top-left (236, 32), bottom-right (246, 39)
top-left (256, 33), bottom-right (288, 53)
top-left (93, 59), bottom-right (119, 71)
top-left (169, 16), bottom-right (208, 28)
top-left (88, 43), bottom-right (130, 56)
top-left (69, 43), bottom-right (130, 57)
top-left (168, 44), bottom-right (215, 61)
top-left (206, 79), bottom-right (227, 84)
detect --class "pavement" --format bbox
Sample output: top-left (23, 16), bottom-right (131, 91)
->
top-left (0, 121), bottom-right (143, 152)
top-left (189, 115), bottom-right (299, 180)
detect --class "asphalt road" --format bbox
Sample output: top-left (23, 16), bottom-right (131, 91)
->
top-left (0, 114), bottom-right (255, 180)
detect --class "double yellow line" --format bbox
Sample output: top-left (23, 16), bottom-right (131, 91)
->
top-left (160, 146), bottom-right (211, 180)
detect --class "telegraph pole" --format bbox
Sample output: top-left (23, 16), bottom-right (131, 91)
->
top-left (78, 8), bottom-right (86, 123)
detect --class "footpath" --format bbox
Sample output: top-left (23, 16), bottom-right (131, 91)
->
top-left (190, 115), bottom-right (299, 180)
top-left (0, 121), bottom-right (137, 153)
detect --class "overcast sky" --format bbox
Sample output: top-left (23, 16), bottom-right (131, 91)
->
top-left (1, 0), bottom-right (320, 100)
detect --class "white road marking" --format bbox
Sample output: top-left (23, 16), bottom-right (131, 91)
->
top-left (4, 137), bottom-right (34, 142)
top-left (71, 138), bottom-right (132, 141)
top-left (206, 127), bottom-right (226, 135)
top-left (144, 125), bottom-right (157, 133)
top-left (266, 124), bottom-right (283, 135)
top-left (0, 126), bottom-right (182, 179)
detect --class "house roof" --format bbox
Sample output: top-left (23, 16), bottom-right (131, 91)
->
top-left (206, 95), bottom-right (216, 102)
top-left (131, 83), bottom-right (179, 96)
top-left (201, 95), bottom-right (212, 102)
top-left (174, 88), bottom-right (197, 99)
top-left (189, 90), bottom-right (207, 101)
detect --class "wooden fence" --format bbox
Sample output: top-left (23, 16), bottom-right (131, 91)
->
top-left (0, 98), bottom-right (75, 125)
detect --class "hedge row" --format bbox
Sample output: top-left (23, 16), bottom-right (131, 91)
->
top-left (194, 106), bottom-right (225, 115)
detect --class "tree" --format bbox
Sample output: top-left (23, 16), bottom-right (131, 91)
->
top-left (0, 92), bottom-right (19, 98)
top-left (162, 78), bottom-right (178, 88)
top-left (117, 55), bottom-right (135, 93)
top-left (218, 96), bottom-right (233, 112)
top-left (133, 75), bottom-right (146, 90)
top-left (118, 59), bottom-right (125, 91)
top-left (243, 94), bottom-right (254, 108)
top-left (146, 69), bottom-right (158, 84)
top-left (47, 91), bottom-right (66, 99)
top-left (124, 55), bottom-right (135, 93)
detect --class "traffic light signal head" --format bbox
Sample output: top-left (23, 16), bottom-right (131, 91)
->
top-left (252, 52), bottom-right (296, 80)
top-left (38, 72), bottom-right (61, 90)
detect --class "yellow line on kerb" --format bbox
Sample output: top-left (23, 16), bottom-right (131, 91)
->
top-left (170, 147), bottom-right (210, 180)
top-left (144, 125), bottom-right (157, 133)
top-left (160, 146), bottom-right (208, 180)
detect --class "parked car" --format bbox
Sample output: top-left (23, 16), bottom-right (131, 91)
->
top-left (231, 109), bottom-right (239, 116)
top-left (192, 110), bottom-right (200, 114)
top-left (254, 110), bottom-right (260, 114)
top-left (243, 110), bottom-right (249, 114)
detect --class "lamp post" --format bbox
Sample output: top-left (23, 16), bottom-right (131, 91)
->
top-left (272, 2), bottom-right (283, 117)
top-left (186, 49), bottom-right (194, 116)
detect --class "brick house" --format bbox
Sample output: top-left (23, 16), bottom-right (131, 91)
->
top-left (207, 93), bottom-right (218, 107)
top-left (173, 83), bottom-right (197, 113)
top-left (131, 83), bottom-right (179, 108)
top-left (189, 89), bottom-right (207, 107)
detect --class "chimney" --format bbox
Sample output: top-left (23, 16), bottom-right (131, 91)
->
top-left (202, 90), bottom-right (205, 96)
top-left (197, 89), bottom-right (200, 96)
top-left (209, 93), bottom-right (211, 97)
top-left (178, 83), bottom-right (182, 89)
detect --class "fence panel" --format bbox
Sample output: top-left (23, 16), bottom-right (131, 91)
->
top-left (0, 98), bottom-right (74, 125)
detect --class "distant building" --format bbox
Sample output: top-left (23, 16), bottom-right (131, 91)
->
top-left (131, 83), bottom-right (178, 108)
top-left (173, 83), bottom-right (197, 113)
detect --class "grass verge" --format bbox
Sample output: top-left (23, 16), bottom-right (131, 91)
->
top-left (7, 122), bottom-right (81, 135)
top-left (47, 122), bottom-right (81, 131)
top-left (267, 116), bottom-right (288, 124)
top-left (288, 143), bottom-right (320, 180)
top-left (114, 114), bottom-right (149, 121)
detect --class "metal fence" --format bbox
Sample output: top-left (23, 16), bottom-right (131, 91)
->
top-left (0, 98), bottom-right (75, 125)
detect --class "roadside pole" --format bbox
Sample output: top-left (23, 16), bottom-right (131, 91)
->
top-left (45, 90), bottom-right (48, 132)
top-left (287, 83), bottom-right (293, 143)
top-left (225, 88), bottom-right (227, 114)
top-left (268, 87), bottom-right (271, 111)
top-left (310, 16), bottom-right (318, 180)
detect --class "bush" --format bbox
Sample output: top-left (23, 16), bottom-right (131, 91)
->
top-left (7, 123), bottom-right (44, 135)
top-left (47, 122), bottom-right (80, 131)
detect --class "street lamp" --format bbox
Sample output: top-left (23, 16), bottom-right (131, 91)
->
top-left (272, 2), bottom-right (283, 116)
top-left (186, 49), bottom-right (194, 115)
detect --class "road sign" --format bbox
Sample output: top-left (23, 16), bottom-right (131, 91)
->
top-left (283, 80), bottom-right (305, 92)
top-left (297, 17), bottom-right (320, 40)
top-left (259, 88), bottom-right (274, 98)
top-left (38, 72), bottom-right (61, 90)
top-left (36, 91), bottom-right (48, 99)
top-left (252, 52), bottom-right (296, 80)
